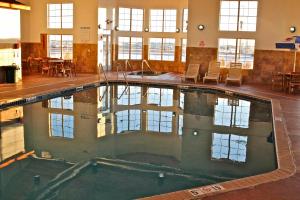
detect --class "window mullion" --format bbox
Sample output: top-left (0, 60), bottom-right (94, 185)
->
top-left (237, 1), bottom-right (240, 31)
top-left (161, 38), bottom-right (163, 60)
top-left (162, 9), bottom-right (165, 32)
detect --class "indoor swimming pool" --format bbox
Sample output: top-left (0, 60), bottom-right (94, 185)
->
top-left (0, 83), bottom-right (277, 200)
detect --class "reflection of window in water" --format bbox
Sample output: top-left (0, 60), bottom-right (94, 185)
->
top-left (50, 113), bottom-right (74, 139)
top-left (214, 98), bottom-right (250, 128)
top-left (147, 110), bottom-right (173, 133)
top-left (49, 96), bottom-right (74, 110)
top-left (147, 88), bottom-right (173, 106)
top-left (116, 110), bottom-right (141, 133)
top-left (117, 85), bottom-right (141, 105)
top-left (178, 114), bottom-right (183, 136)
top-left (99, 86), bottom-right (110, 112)
top-left (212, 133), bottom-right (248, 162)
top-left (180, 92), bottom-right (184, 109)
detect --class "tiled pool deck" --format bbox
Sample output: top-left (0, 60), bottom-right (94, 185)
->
top-left (1, 73), bottom-right (300, 200)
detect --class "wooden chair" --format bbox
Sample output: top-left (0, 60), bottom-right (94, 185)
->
top-left (203, 61), bottom-right (221, 84)
top-left (182, 64), bottom-right (200, 83)
top-left (225, 62), bottom-right (243, 86)
top-left (271, 72), bottom-right (284, 91)
top-left (64, 60), bottom-right (73, 77)
top-left (41, 58), bottom-right (50, 76)
top-left (288, 72), bottom-right (300, 94)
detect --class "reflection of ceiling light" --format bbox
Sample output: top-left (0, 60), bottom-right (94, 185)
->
top-left (0, 0), bottom-right (31, 10)
top-left (158, 172), bottom-right (165, 178)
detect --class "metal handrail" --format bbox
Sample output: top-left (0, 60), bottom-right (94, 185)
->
top-left (141, 59), bottom-right (154, 77)
top-left (117, 85), bottom-right (129, 100)
top-left (99, 86), bottom-right (108, 102)
top-left (99, 63), bottom-right (109, 86)
top-left (125, 60), bottom-right (134, 72)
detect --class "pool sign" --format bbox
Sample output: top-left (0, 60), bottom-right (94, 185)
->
top-left (188, 184), bottom-right (225, 196)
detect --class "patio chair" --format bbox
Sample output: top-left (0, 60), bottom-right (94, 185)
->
top-left (182, 64), bottom-right (200, 83)
top-left (203, 61), bottom-right (221, 84)
top-left (225, 62), bottom-right (243, 86)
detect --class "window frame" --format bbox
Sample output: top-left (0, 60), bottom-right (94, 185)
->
top-left (48, 34), bottom-right (73, 59)
top-left (217, 38), bottom-right (255, 69)
top-left (219, 0), bottom-right (258, 32)
top-left (47, 3), bottom-right (74, 29)
top-left (117, 36), bottom-right (143, 60)
top-left (118, 7), bottom-right (144, 32)
top-left (148, 38), bottom-right (176, 61)
top-left (149, 9), bottom-right (177, 33)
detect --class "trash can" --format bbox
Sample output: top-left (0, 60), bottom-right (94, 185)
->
top-left (5, 65), bottom-right (18, 83)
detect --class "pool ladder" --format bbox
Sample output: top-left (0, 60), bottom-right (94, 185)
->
top-left (141, 59), bottom-right (155, 77)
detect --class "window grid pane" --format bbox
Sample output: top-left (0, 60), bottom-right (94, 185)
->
top-left (163, 9), bottom-right (177, 32)
top-left (162, 38), bottom-right (175, 61)
top-left (48, 4), bottom-right (61, 29)
top-left (219, 1), bottom-right (239, 31)
top-left (149, 38), bottom-right (162, 60)
top-left (239, 1), bottom-right (258, 31)
top-left (237, 39), bottom-right (255, 69)
top-left (131, 9), bottom-right (143, 32)
top-left (62, 3), bottom-right (73, 28)
top-left (150, 9), bottom-right (163, 32)
top-left (218, 38), bottom-right (237, 68)
top-left (181, 39), bottom-right (187, 62)
top-left (62, 35), bottom-right (73, 59)
top-left (119, 8), bottom-right (131, 31)
top-left (182, 9), bottom-right (188, 32)
top-left (130, 37), bottom-right (143, 60)
top-left (48, 35), bottom-right (62, 58)
top-left (118, 37), bottom-right (130, 60)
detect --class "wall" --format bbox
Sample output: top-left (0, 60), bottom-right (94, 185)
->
top-left (187, 0), bottom-right (300, 84)
top-left (20, 0), bottom-right (98, 73)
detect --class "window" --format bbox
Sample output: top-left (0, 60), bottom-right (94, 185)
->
top-left (150, 9), bottom-right (177, 32)
top-left (212, 133), bottom-right (248, 162)
top-left (214, 98), bottom-right (251, 128)
top-left (48, 35), bottom-right (73, 59)
top-left (178, 114), bottom-right (183, 136)
top-left (182, 9), bottom-right (188, 32)
top-left (116, 110), bottom-right (141, 133)
top-left (149, 38), bottom-right (175, 61)
top-left (48, 3), bottom-right (73, 29)
top-left (147, 87), bottom-right (173, 107)
top-left (218, 38), bottom-right (255, 69)
top-left (179, 92), bottom-right (185, 109)
top-left (147, 110), bottom-right (173, 133)
top-left (118, 8), bottom-right (144, 32)
top-left (49, 96), bottom-right (73, 110)
top-left (118, 37), bottom-right (143, 60)
top-left (50, 113), bottom-right (74, 139)
top-left (181, 39), bottom-right (187, 63)
top-left (117, 85), bottom-right (141, 105)
top-left (0, 8), bottom-right (20, 39)
top-left (219, 1), bottom-right (258, 32)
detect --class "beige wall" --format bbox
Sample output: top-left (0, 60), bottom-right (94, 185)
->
top-left (188, 0), bottom-right (300, 50)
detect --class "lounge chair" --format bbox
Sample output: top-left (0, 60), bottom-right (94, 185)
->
top-left (225, 62), bottom-right (243, 86)
top-left (182, 64), bottom-right (200, 83)
top-left (203, 61), bottom-right (221, 84)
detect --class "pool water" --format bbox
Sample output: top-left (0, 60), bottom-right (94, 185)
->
top-left (0, 83), bottom-right (276, 200)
